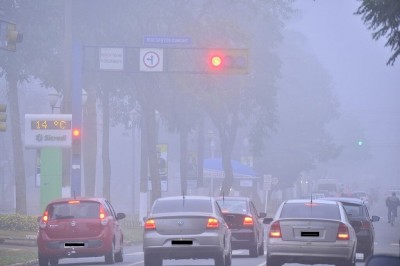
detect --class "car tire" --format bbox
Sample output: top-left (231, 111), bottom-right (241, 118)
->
top-left (249, 244), bottom-right (258, 257)
top-left (214, 251), bottom-right (226, 266)
top-left (49, 258), bottom-right (59, 265)
top-left (363, 247), bottom-right (373, 261)
top-left (258, 242), bottom-right (265, 255)
top-left (38, 254), bottom-right (49, 266)
top-left (144, 253), bottom-right (162, 266)
top-left (114, 243), bottom-right (124, 262)
top-left (266, 256), bottom-right (281, 266)
top-left (105, 242), bottom-right (115, 264)
top-left (225, 247), bottom-right (232, 266)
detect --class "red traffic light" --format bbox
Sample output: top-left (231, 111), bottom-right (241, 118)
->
top-left (210, 55), bottom-right (223, 68)
top-left (72, 128), bottom-right (81, 138)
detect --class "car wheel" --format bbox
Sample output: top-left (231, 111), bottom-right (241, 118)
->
top-left (214, 251), bottom-right (226, 266)
top-left (49, 258), bottom-right (59, 265)
top-left (144, 253), bottom-right (162, 266)
top-left (258, 242), bottom-right (265, 255)
top-left (266, 256), bottom-right (281, 266)
top-left (38, 254), bottom-right (49, 266)
top-left (114, 243), bottom-right (124, 262)
top-left (364, 247), bottom-right (373, 261)
top-left (225, 246), bottom-right (232, 266)
top-left (249, 244), bottom-right (258, 257)
top-left (105, 242), bottom-right (115, 264)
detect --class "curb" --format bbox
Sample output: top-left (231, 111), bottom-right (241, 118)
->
top-left (6, 259), bottom-right (38, 266)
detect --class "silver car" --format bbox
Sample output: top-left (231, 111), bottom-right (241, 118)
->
top-left (263, 199), bottom-right (358, 266)
top-left (143, 196), bottom-right (232, 266)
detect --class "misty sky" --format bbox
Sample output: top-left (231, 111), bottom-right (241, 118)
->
top-left (287, 1), bottom-right (400, 185)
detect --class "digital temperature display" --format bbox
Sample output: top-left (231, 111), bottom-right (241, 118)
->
top-left (31, 120), bottom-right (72, 130)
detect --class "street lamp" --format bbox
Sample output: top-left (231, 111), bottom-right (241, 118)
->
top-left (47, 87), bottom-right (61, 113)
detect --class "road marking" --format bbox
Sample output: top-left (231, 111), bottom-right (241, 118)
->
top-left (126, 261), bottom-right (143, 266)
top-left (390, 242), bottom-right (400, 246)
top-left (257, 261), bottom-right (266, 266)
top-left (126, 251), bottom-right (144, 256)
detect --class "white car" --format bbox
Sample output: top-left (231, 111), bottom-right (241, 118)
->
top-left (263, 199), bottom-right (358, 266)
top-left (143, 196), bottom-right (232, 266)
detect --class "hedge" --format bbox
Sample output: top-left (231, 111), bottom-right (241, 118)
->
top-left (0, 214), bottom-right (38, 231)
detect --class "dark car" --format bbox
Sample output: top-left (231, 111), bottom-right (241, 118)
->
top-left (37, 197), bottom-right (126, 266)
top-left (143, 196), bottom-right (232, 266)
top-left (216, 196), bottom-right (266, 257)
top-left (323, 197), bottom-right (380, 260)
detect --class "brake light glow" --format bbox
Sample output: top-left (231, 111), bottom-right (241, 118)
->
top-left (337, 223), bottom-right (350, 240)
top-left (39, 211), bottom-right (49, 229)
top-left (145, 219), bottom-right (156, 230)
top-left (68, 200), bottom-right (80, 204)
top-left (361, 221), bottom-right (371, 230)
top-left (305, 203), bottom-right (318, 206)
top-left (99, 205), bottom-right (108, 225)
top-left (207, 218), bottom-right (219, 229)
top-left (269, 221), bottom-right (281, 238)
top-left (243, 216), bottom-right (254, 226)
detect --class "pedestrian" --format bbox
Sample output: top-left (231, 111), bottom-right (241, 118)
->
top-left (385, 192), bottom-right (400, 223)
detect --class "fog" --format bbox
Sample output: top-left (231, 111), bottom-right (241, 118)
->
top-left (0, 1), bottom-right (399, 216)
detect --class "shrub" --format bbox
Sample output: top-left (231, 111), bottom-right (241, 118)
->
top-left (0, 214), bottom-right (38, 231)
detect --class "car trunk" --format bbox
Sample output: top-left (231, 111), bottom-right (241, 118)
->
top-left (279, 218), bottom-right (341, 242)
top-left (152, 213), bottom-right (214, 235)
top-left (222, 213), bottom-right (250, 229)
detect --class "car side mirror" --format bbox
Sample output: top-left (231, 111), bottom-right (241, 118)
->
top-left (116, 213), bottom-right (126, 220)
top-left (263, 217), bottom-right (273, 224)
top-left (350, 220), bottom-right (362, 233)
top-left (371, 215), bottom-right (380, 222)
top-left (37, 216), bottom-right (42, 222)
top-left (259, 212), bottom-right (267, 218)
top-left (142, 216), bottom-right (147, 223)
top-left (365, 255), bottom-right (400, 266)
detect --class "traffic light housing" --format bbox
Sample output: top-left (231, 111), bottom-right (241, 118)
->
top-left (71, 128), bottom-right (81, 155)
top-left (0, 104), bottom-right (6, 132)
top-left (0, 19), bottom-right (23, 52)
top-left (207, 49), bottom-right (248, 74)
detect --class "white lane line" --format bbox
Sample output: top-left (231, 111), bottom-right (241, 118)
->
top-left (257, 261), bottom-right (266, 266)
top-left (125, 261), bottom-right (143, 266)
top-left (126, 251), bottom-right (144, 256)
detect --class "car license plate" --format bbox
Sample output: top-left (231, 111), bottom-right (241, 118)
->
top-left (171, 240), bottom-right (193, 245)
top-left (64, 242), bottom-right (85, 248)
top-left (301, 232), bottom-right (319, 237)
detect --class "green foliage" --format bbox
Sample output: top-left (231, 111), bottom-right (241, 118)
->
top-left (0, 214), bottom-right (38, 231)
top-left (355, 0), bottom-right (400, 65)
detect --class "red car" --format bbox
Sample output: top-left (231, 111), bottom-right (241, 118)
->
top-left (37, 197), bottom-right (126, 266)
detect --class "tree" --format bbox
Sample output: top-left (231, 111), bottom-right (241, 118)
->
top-left (0, 0), bottom-right (64, 214)
top-left (355, 0), bottom-right (400, 65)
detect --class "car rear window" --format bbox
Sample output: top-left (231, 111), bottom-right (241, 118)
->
top-left (280, 203), bottom-right (340, 220)
top-left (48, 201), bottom-right (100, 220)
top-left (341, 204), bottom-right (364, 218)
top-left (216, 200), bottom-right (248, 213)
top-left (152, 199), bottom-right (213, 214)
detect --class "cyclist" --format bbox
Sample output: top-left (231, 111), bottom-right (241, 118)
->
top-left (385, 192), bottom-right (400, 224)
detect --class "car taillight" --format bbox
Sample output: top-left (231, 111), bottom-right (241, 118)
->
top-left (361, 221), bottom-right (371, 230)
top-left (207, 218), bottom-right (219, 229)
top-left (269, 221), bottom-right (281, 238)
top-left (337, 222), bottom-right (350, 240)
top-left (99, 205), bottom-right (108, 225)
top-left (243, 216), bottom-right (254, 226)
top-left (39, 211), bottom-right (49, 229)
top-left (144, 219), bottom-right (156, 230)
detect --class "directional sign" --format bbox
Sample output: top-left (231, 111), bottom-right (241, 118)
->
top-left (140, 48), bottom-right (163, 72)
top-left (99, 47), bottom-right (124, 70)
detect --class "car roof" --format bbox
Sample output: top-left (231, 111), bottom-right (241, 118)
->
top-left (48, 197), bottom-right (106, 204)
top-left (284, 199), bottom-right (339, 205)
top-left (322, 197), bottom-right (365, 205)
top-left (156, 196), bottom-right (214, 201)
top-left (215, 196), bottom-right (250, 201)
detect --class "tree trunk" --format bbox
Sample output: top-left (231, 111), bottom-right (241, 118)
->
top-left (180, 129), bottom-right (188, 194)
top-left (102, 90), bottom-right (111, 200)
top-left (197, 118), bottom-right (205, 187)
top-left (8, 75), bottom-right (27, 214)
